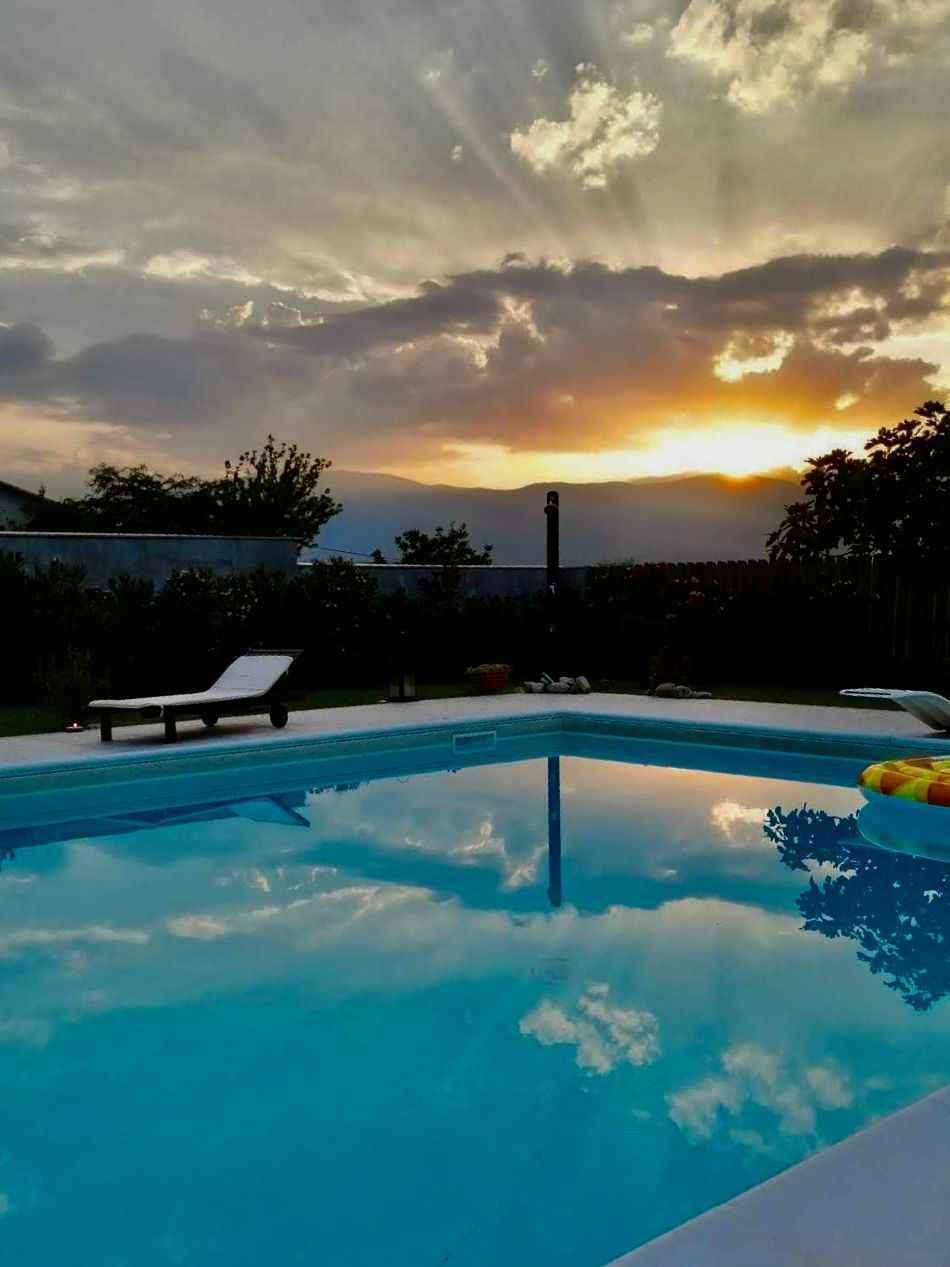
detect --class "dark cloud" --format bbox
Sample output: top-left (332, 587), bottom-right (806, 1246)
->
top-left (271, 281), bottom-right (503, 358)
top-left (0, 321), bottom-right (54, 375)
top-left (0, 246), bottom-right (945, 470)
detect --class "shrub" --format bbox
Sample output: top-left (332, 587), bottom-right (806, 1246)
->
top-left (41, 647), bottom-right (108, 726)
top-left (0, 552), bottom-right (940, 705)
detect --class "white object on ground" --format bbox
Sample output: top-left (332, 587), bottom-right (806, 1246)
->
top-left (840, 688), bottom-right (950, 732)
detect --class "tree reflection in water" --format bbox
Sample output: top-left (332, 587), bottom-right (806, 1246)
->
top-left (766, 805), bottom-right (950, 1013)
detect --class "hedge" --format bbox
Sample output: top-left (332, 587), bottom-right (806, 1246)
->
top-left (0, 552), bottom-right (942, 708)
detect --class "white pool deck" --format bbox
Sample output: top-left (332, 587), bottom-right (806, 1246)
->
top-left (1, 689), bottom-right (947, 776)
top-left (2, 690), bottom-right (949, 1266)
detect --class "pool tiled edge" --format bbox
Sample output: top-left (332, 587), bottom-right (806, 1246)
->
top-left (0, 692), bottom-right (945, 798)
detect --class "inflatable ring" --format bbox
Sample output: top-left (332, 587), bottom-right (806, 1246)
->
top-left (860, 756), bottom-right (950, 807)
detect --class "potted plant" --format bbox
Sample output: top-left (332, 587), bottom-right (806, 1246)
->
top-left (464, 663), bottom-right (512, 695)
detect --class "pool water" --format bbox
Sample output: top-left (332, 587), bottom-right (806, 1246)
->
top-left (2, 746), bottom-right (950, 1266)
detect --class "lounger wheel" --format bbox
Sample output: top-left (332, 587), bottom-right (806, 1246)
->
top-left (200, 709), bottom-right (219, 727)
top-left (269, 702), bottom-right (289, 729)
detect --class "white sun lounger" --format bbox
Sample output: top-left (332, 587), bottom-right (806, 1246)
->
top-left (840, 688), bottom-right (950, 732)
top-left (88, 649), bottom-right (302, 743)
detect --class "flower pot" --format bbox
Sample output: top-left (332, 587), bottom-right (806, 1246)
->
top-left (470, 671), bottom-right (509, 695)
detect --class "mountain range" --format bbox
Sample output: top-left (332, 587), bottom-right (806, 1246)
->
top-left (306, 471), bottom-right (800, 566)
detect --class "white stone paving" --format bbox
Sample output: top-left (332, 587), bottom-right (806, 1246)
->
top-left (608, 1087), bottom-right (950, 1267)
top-left (0, 691), bottom-right (944, 777)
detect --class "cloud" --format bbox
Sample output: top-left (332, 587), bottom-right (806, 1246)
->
top-left (0, 0), bottom-right (944, 364)
top-left (0, 1018), bottom-right (53, 1048)
top-left (714, 330), bottom-right (795, 381)
top-left (520, 982), bottom-right (660, 1074)
top-left (710, 801), bottom-right (769, 847)
top-left (0, 924), bottom-right (148, 961)
top-left (143, 250), bottom-right (262, 286)
top-left (668, 0), bottom-right (950, 113)
top-left (623, 22), bottom-right (656, 46)
top-left (197, 299), bottom-right (305, 333)
top-left (0, 322), bottom-right (53, 375)
top-left (667, 1043), bottom-right (854, 1151)
top-left (0, 223), bottom-right (122, 273)
top-left (0, 245), bottom-right (946, 480)
top-left (0, 403), bottom-right (177, 495)
top-left (510, 64), bottom-right (661, 189)
top-left (165, 915), bottom-right (232, 941)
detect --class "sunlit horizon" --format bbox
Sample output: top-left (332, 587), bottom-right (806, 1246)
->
top-left (378, 421), bottom-right (872, 488)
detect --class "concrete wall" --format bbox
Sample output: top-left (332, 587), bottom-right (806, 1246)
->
top-left (0, 533), bottom-right (299, 587)
top-left (0, 485), bottom-right (35, 528)
top-left (343, 563), bottom-right (589, 597)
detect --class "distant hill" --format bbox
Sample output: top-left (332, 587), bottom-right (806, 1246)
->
top-left (305, 471), bottom-right (799, 565)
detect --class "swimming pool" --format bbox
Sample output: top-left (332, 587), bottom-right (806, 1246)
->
top-left (1, 735), bottom-right (949, 1265)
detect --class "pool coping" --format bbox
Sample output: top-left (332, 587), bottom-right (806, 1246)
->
top-left (0, 691), bottom-right (946, 791)
top-left (2, 691), bottom-right (949, 1265)
top-left (608, 1084), bottom-right (950, 1267)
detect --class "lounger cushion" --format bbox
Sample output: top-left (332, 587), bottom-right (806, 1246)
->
top-left (89, 653), bottom-right (296, 712)
top-left (211, 654), bottom-right (295, 694)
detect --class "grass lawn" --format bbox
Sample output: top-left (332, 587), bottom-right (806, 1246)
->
top-left (0, 679), bottom-right (895, 739)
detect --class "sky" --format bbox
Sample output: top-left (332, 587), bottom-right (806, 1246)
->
top-left (0, 0), bottom-right (948, 493)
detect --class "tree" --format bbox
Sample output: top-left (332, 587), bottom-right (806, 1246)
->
top-left (373, 520), bottom-right (492, 565)
top-left (25, 464), bottom-right (216, 534)
top-left (767, 400), bottom-right (950, 570)
top-left (217, 436), bottom-right (341, 546)
top-left (24, 436), bottom-right (341, 546)
top-left (765, 804), bottom-right (950, 1012)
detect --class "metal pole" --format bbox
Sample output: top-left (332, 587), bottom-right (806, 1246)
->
top-left (545, 490), bottom-right (560, 594)
top-left (547, 755), bottom-right (562, 908)
top-left (544, 490), bottom-right (560, 674)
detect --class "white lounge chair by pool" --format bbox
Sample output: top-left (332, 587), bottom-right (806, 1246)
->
top-left (88, 649), bottom-right (302, 743)
top-left (840, 687), bottom-right (950, 732)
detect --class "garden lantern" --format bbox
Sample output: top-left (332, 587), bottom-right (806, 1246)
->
top-left (388, 664), bottom-right (417, 702)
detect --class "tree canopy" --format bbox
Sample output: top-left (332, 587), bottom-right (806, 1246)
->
top-left (767, 400), bottom-right (950, 569)
top-left (24, 437), bottom-right (341, 546)
top-left (372, 520), bottom-right (493, 565)
top-left (766, 803), bottom-right (950, 1013)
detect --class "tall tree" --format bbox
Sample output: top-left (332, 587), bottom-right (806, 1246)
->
top-left (372, 520), bottom-right (492, 565)
top-left (217, 436), bottom-right (341, 545)
top-left (24, 436), bottom-right (341, 546)
top-left (767, 400), bottom-right (950, 570)
top-left (24, 465), bottom-right (215, 533)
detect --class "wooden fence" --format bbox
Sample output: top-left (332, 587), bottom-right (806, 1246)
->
top-left (636, 558), bottom-right (950, 679)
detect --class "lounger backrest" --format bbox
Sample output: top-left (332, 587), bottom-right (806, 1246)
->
top-left (211, 653), bottom-right (296, 695)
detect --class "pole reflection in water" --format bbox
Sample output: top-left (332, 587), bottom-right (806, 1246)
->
top-left (547, 756), bottom-right (562, 909)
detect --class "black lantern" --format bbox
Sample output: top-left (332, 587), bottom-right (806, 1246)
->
top-left (388, 665), bottom-right (417, 702)
top-left (386, 594), bottom-right (417, 702)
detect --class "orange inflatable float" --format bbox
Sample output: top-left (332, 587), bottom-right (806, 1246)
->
top-left (859, 757), bottom-right (950, 807)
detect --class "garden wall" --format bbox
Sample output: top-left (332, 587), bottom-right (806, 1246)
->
top-left (348, 563), bottom-right (588, 597)
top-left (0, 532), bottom-right (298, 586)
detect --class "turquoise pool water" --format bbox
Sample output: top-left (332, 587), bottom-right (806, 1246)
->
top-left (2, 742), bottom-right (950, 1265)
